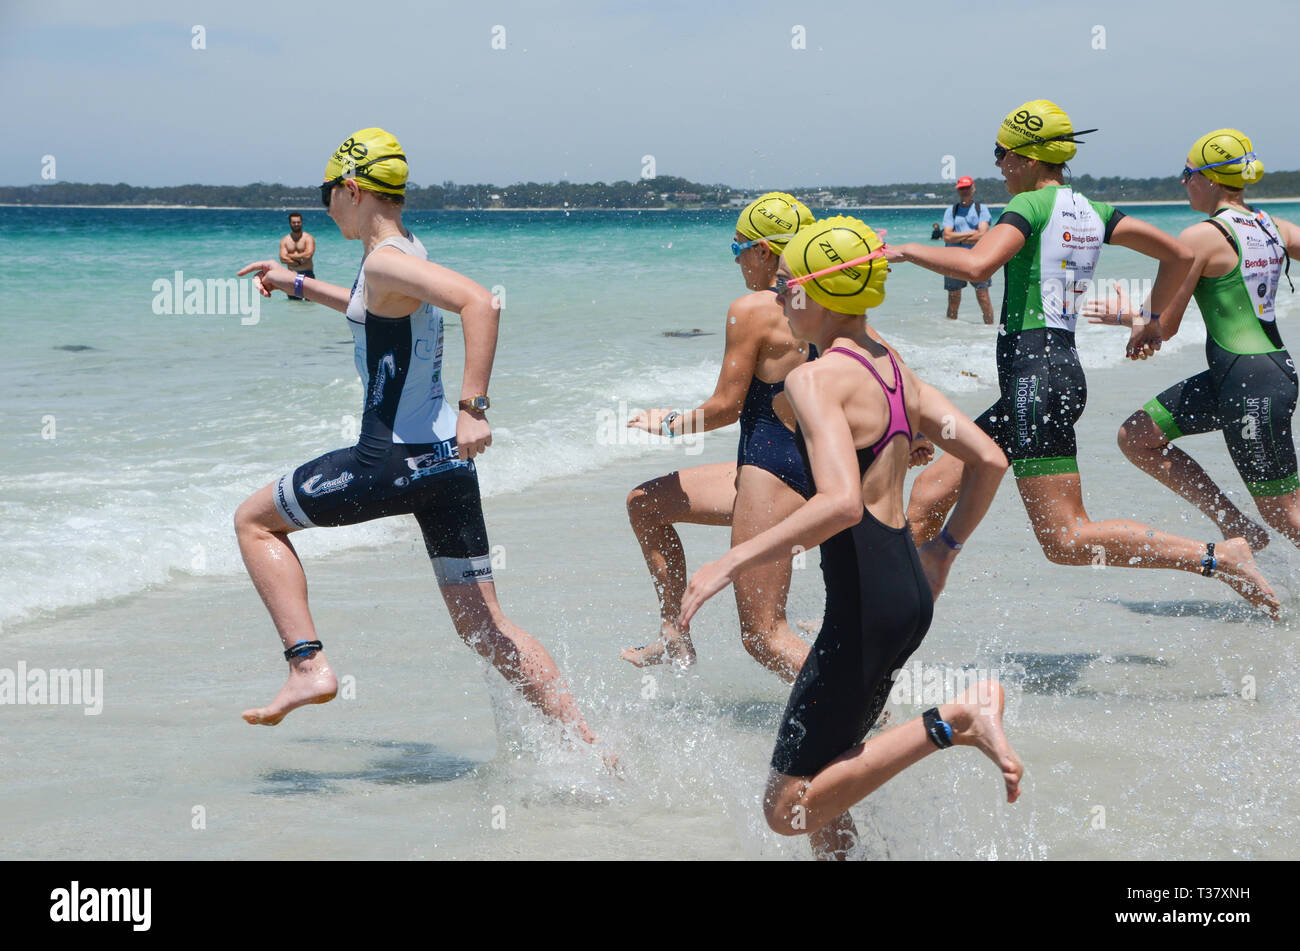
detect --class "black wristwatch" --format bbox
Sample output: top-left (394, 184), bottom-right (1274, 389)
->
top-left (458, 395), bottom-right (490, 412)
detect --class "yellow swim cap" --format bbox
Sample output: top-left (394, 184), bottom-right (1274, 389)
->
top-left (324, 127), bottom-right (409, 195)
top-left (1186, 129), bottom-right (1263, 187)
top-left (781, 216), bottom-right (888, 315)
top-left (736, 192), bottom-right (814, 254)
top-left (997, 100), bottom-right (1094, 164)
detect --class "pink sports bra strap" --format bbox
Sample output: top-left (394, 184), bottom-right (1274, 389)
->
top-left (825, 346), bottom-right (914, 456)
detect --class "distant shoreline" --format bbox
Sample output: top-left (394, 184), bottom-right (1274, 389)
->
top-left (5, 198), bottom-right (1300, 211)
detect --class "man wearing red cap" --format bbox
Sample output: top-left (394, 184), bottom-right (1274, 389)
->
top-left (941, 177), bottom-right (994, 323)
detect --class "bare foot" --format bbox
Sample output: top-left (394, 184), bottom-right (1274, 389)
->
top-left (945, 681), bottom-right (1023, 804)
top-left (620, 623), bottom-right (696, 669)
top-left (1214, 537), bottom-right (1281, 619)
top-left (242, 654), bottom-right (337, 725)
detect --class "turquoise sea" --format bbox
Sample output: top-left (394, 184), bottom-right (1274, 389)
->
top-left (2, 202), bottom-right (1297, 859)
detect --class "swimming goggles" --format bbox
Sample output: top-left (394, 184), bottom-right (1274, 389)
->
top-left (1181, 152), bottom-right (1259, 183)
top-left (320, 154), bottom-right (408, 207)
top-left (733, 234), bottom-right (795, 259)
top-left (994, 128), bottom-right (1098, 162)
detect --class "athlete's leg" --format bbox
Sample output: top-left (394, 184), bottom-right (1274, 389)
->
top-left (945, 289), bottom-right (962, 321)
top-left (235, 482), bottom-right (338, 725)
top-left (730, 465), bottom-right (810, 683)
top-left (441, 579), bottom-right (599, 746)
top-left (974, 286), bottom-right (995, 325)
top-left (1015, 472), bottom-right (1279, 615)
top-left (906, 451), bottom-right (966, 544)
top-left (1252, 492), bottom-right (1300, 548)
top-left (623, 462), bottom-right (738, 667)
top-left (763, 681), bottom-right (1022, 840)
top-left (1117, 409), bottom-right (1270, 550)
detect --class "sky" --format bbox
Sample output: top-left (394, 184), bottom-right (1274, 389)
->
top-left (3, 0), bottom-right (1297, 189)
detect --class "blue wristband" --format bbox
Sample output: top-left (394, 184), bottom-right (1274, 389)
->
top-left (293, 273), bottom-right (305, 298)
top-left (939, 526), bottom-right (963, 551)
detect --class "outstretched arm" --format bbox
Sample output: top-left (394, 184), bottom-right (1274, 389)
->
top-left (237, 260), bottom-right (351, 312)
top-left (889, 222), bottom-right (1024, 284)
top-left (678, 364), bottom-right (861, 632)
top-left (628, 295), bottom-right (764, 436)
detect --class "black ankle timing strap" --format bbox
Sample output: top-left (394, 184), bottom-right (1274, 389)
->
top-left (923, 708), bottom-right (953, 749)
top-left (284, 639), bottom-right (323, 660)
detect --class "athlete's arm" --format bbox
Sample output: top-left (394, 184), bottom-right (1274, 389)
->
top-left (677, 364), bottom-right (863, 633)
top-left (1107, 216), bottom-right (1195, 358)
top-left (914, 381), bottom-right (1007, 545)
top-left (1274, 215), bottom-right (1300, 259)
top-left (297, 233), bottom-right (315, 261)
top-left (1082, 222), bottom-right (1216, 343)
top-left (628, 294), bottom-right (762, 436)
top-left (363, 249), bottom-right (499, 460)
top-left (236, 260), bottom-right (351, 312)
top-left (911, 379), bottom-right (1007, 596)
top-left (890, 222), bottom-right (1024, 284)
top-left (1145, 223), bottom-right (1220, 341)
top-left (278, 236), bottom-right (294, 267)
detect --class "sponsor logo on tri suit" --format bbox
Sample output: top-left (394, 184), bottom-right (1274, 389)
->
top-left (301, 471), bottom-right (355, 496)
top-left (276, 479), bottom-right (310, 528)
top-left (367, 352), bottom-right (397, 410)
top-left (393, 439), bottom-right (462, 486)
top-left (461, 566), bottom-right (493, 579)
top-left (1015, 376), bottom-right (1037, 447)
top-left (1243, 398), bottom-right (1271, 470)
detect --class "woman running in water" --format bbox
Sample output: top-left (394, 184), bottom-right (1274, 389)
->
top-left (1086, 129), bottom-right (1300, 552)
top-left (679, 217), bottom-right (1020, 860)
top-left (234, 128), bottom-right (602, 751)
top-left (891, 100), bottom-right (1279, 616)
top-left (623, 193), bottom-right (928, 680)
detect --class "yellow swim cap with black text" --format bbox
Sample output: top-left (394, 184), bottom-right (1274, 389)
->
top-left (736, 192), bottom-right (814, 254)
top-left (997, 100), bottom-right (1086, 164)
top-left (324, 127), bottom-right (409, 195)
top-left (1187, 129), bottom-right (1264, 187)
top-left (781, 216), bottom-right (888, 315)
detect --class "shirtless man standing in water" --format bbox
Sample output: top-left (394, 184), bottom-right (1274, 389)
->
top-left (280, 212), bottom-right (315, 300)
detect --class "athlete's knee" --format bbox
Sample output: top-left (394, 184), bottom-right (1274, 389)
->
top-left (233, 497), bottom-right (264, 538)
top-left (626, 484), bottom-right (662, 528)
top-left (763, 787), bottom-right (807, 837)
top-left (1258, 499), bottom-right (1300, 534)
top-left (1032, 523), bottom-right (1088, 565)
top-left (1117, 410), bottom-right (1162, 457)
top-left (738, 620), bottom-right (778, 664)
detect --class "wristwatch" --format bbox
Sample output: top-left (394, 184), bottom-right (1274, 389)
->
top-left (458, 395), bottom-right (491, 412)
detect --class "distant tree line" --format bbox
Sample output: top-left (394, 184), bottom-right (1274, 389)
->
top-left (4, 170), bottom-right (1300, 208)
